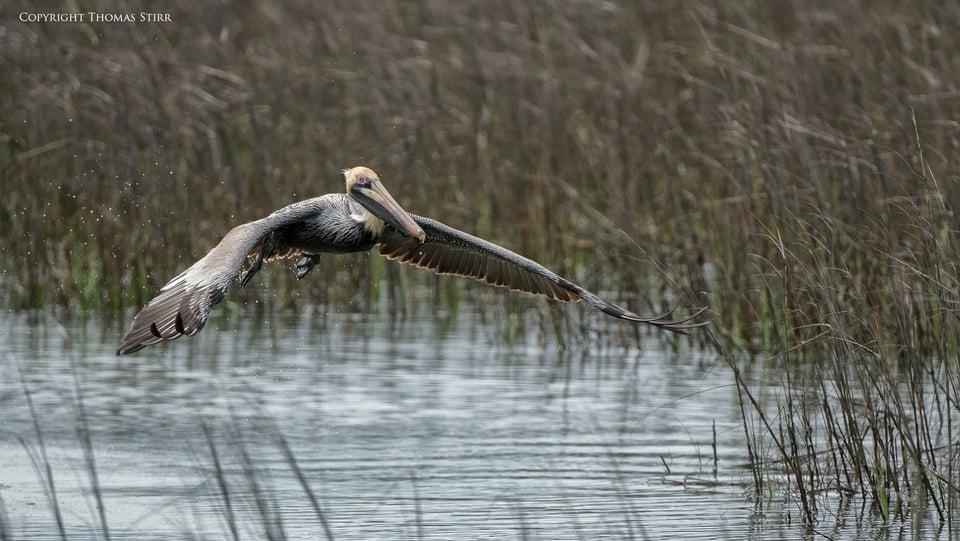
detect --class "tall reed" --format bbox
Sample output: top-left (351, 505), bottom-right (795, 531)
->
top-left (3, 0), bottom-right (959, 529)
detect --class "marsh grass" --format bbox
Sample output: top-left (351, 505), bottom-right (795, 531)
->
top-left (16, 366), bottom-right (67, 541)
top-left (3, 0), bottom-right (960, 533)
top-left (13, 353), bottom-right (343, 540)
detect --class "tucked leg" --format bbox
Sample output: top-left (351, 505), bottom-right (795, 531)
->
top-left (295, 254), bottom-right (322, 279)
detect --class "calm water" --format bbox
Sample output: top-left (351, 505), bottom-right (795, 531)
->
top-left (0, 302), bottom-right (887, 539)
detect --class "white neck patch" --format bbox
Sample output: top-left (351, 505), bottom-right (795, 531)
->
top-left (349, 198), bottom-right (385, 236)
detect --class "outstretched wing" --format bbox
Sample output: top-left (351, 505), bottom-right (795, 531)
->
top-left (377, 214), bottom-right (705, 333)
top-left (116, 198), bottom-right (330, 355)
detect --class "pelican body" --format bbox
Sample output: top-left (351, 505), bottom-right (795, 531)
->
top-left (117, 167), bottom-right (702, 354)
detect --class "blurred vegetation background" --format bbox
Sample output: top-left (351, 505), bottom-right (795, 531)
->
top-left (1, 0), bottom-right (958, 352)
top-left (3, 0), bottom-right (960, 527)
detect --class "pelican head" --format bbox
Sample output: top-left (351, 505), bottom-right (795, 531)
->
top-left (344, 166), bottom-right (425, 242)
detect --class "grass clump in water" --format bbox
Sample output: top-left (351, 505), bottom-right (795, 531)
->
top-left (2, 0), bottom-right (960, 532)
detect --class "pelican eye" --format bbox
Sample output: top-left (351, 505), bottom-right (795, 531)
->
top-left (358, 175), bottom-right (378, 188)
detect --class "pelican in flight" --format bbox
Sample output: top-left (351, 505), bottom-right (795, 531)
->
top-left (117, 167), bottom-right (703, 354)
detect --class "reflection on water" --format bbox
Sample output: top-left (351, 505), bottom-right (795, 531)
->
top-left (0, 304), bottom-right (862, 539)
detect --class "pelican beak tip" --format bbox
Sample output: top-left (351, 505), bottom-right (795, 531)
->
top-left (416, 229), bottom-right (426, 243)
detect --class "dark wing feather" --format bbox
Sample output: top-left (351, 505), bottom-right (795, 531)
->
top-left (378, 215), bottom-right (580, 302)
top-left (117, 198), bottom-right (330, 355)
top-left (377, 215), bottom-right (706, 333)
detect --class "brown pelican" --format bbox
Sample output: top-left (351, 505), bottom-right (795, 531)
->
top-left (117, 167), bottom-right (704, 354)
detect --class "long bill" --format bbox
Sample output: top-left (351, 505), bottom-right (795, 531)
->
top-left (352, 180), bottom-right (426, 242)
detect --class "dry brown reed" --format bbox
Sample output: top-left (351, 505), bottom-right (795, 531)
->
top-left (3, 0), bottom-right (960, 531)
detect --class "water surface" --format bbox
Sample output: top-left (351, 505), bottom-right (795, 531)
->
top-left (0, 304), bottom-right (832, 539)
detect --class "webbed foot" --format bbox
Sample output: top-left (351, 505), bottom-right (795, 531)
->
top-left (295, 254), bottom-right (322, 279)
top-left (240, 246), bottom-right (267, 288)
